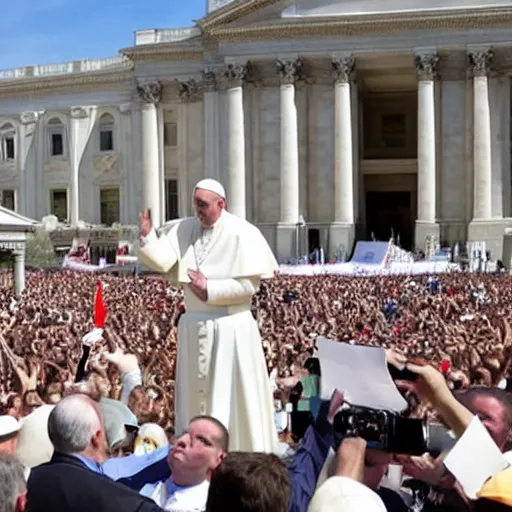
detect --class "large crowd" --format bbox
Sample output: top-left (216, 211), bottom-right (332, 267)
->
top-left (2, 269), bottom-right (512, 512)
top-left (0, 270), bottom-right (510, 424)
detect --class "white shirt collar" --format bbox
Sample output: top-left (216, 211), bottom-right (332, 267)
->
top-left (152, 478), bottom-right (209, 512)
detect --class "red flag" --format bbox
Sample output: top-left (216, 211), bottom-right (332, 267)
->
top-left (440, 360), bottom-right (451, 375)
top-left (94, 280), bottom-right (107, 328)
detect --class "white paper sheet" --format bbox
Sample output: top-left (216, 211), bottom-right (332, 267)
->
top-left (443, 416), bottom-right (509, 499)
top-left (316, 337), bottom-right (408, 412)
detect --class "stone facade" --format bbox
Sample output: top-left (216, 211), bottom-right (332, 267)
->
top-left (2, 1), bottom-right (512, 260)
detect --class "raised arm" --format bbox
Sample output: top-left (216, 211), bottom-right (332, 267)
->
top-left (138, 210), bottom-right (179, 274)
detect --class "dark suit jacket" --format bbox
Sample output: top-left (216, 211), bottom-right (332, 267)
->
top-left (27, 452), bottom-right (164, 512)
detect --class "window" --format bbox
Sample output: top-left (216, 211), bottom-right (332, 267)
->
top-left (99, 114), bottom-right (114, 152)
top-left (165, 179), bottom-right (179, 220)
top-left (51, 189), bottom-right (67, 221)
top-left (100, 188), bottom-right (120, 226)
top-left (1, 190), bottom-right (15, 210)
top-left (48, 118), bottom-right (64, 157)
top-left (1, 123), bottom-right (15, 160)
top-left (164, 122), bottom-right (178, 147)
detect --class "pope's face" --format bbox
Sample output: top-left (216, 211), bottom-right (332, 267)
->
top-left (193, 189), bottom-right (224, 228)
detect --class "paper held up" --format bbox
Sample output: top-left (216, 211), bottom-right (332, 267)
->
top-left (316, 336), bottom-right (408, 412)
top-left (444, 416), bottom-right (509, 499)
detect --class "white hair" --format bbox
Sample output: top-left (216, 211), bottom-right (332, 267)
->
top-left (47, 394), bottom-right (102, 454)
top-left (0, 452), bottom-right (26, 512)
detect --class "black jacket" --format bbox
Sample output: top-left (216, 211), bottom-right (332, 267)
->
top-left (27, 452), bottom-right (164, 512)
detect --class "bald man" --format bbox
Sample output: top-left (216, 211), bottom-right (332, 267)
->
top-left (139, 179), bottom-right (278, 452)
top-left (26, 394), bottom-right (162, 512)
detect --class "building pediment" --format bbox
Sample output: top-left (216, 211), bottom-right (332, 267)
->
top-left (201, 0), bottom-right (512, 42)
top-left (282, 0), bottom-right (512, 17)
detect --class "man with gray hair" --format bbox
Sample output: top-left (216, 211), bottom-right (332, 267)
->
top-left (0, 452), bottom-right (26, 512)
top-left (27, 394), bottom-right (163, 512)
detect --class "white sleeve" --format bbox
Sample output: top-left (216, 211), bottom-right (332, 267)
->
top-left (206, 277), bottom-right (258, 306)
top-left (443, 416), bottom-right (509, 499)
top-left (139, 228), bottom-right (179, 274)
top-left (121, 369), bottom-right (143, 405)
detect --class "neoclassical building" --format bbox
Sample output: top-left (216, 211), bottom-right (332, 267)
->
top-left (1, 0), bottom-right (512, 260)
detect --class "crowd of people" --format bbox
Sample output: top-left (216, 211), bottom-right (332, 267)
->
top-left (0, 270), bottom-right (511, 425)
top-left (1, 268), bottom-right (512, 511)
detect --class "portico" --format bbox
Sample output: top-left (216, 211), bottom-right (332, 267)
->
top-left (2, 0), bottom-right (512, 261)
top-left (0, 207), bottom-right (38, 295)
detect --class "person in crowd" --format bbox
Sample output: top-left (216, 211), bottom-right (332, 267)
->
top-left (0, 452), bottom-right (27, 512)
top-left (140, 415), bottom-right (228, 509)
top-left (26, 394), bottom-right (164, 512)
top-left (138, 178), bottom-right (278, 451)
top-left (206, 451), bottom-right (291, 512)
top-left (0, 415), bottom-right (20, 455)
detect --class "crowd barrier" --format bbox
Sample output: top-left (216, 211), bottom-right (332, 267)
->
top-left (279, 260), bottom-right (457, 276)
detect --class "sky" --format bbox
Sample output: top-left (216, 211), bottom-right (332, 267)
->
top-left (0, 0), bottom-right (207, 70)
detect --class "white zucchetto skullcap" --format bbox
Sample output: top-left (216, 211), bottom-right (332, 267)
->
top-left (194, 179), bottom-right (226, 199)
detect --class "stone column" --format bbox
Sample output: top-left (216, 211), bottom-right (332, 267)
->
top-left (137, 82), bottom-right (162, 227)
top-left (469, 50), bottom-right (493, 220)
top-left (203, 68), bottom-right (220, 182)
top-left (276, 59), bottom-right (301, 261)
top-left (18, 112), bottom-right (39, 217)
top-left (224, 63), bottom-right (248, 219)
top-left (278, 59), bottom-right (301, 225)
top-left (329, 57), bottom-right (356, 258)
top-left (414, 53), bottom-right (440, 249)
top-left (14, 247), bottom-right (25, 296)
top-left (70, 107), bottom-right (87, 226)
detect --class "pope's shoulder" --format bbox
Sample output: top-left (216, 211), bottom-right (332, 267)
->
top-left (221, 211), bottom-right (262, 236)
top-left (158, 212), bottom-right (264, 239)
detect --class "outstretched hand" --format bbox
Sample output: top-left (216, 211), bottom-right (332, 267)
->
top-left (395, 362), bottom-right (450, 407)
top-left (104, 347), bottom-right (139, 375)
top-left (139, 209), bottom-right (152, 238)
top-left (396, 361), bottom-right (474, 436)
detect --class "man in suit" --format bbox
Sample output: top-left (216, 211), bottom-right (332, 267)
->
top-left (27, 394), bottom-right (163, 512)
top-left (0, 452), bottom-right (27, 512)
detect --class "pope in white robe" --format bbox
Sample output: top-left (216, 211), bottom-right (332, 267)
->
top-left (138, 179), bottom-right (279, 452)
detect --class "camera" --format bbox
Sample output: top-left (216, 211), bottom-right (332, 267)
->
top-left (333, 406), bottom-right (428, 456)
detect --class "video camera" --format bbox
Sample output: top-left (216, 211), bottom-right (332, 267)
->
top-left (333, 406), bottom-right (455, 456)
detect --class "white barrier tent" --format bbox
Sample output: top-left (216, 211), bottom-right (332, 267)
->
top-left (278, 261), bottom-right (456, 277)
top-left (279, 241), bottom-right (457, 276)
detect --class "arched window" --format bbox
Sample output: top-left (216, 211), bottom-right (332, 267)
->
top-left (99, 114), bottom-right (114, 152)
top-left (0, 122), bottom-right (15, 160)
top-left (47, 117), bottom-right (65, 157)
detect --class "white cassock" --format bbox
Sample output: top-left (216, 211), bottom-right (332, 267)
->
top-left (139, 209), bottom-right (279, 452)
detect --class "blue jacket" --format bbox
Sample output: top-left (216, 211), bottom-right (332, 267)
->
top-left (104, 402), bottom-right (334, 512)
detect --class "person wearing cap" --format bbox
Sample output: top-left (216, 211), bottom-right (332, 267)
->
top-left (138, 178), bottom-right (278, 452)
top-left (0, 415), bottom-right (21, 455)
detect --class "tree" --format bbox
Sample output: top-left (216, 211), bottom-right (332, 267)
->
top-left (25, 228), bottom-right (59, 266)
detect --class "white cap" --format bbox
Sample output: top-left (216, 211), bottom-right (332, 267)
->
top-left (0, 415), bottom-right (20, 438)
top-left (194, 179), bottom-right (226, 199)
top-left (308, 476), bottom-right (387, 512)
top-left (82, 327), bottom-right (104, 347)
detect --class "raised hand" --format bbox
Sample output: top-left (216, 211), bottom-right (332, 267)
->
top-left (104, 347), bottom-right (139, 375)
top-left (139, 209), bottom-right (152, 238)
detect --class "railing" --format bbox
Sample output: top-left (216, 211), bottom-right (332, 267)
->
top-left (0, 56), bottom-right (131, 81)
top-left (134, 27), bottom-right (201, 45)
